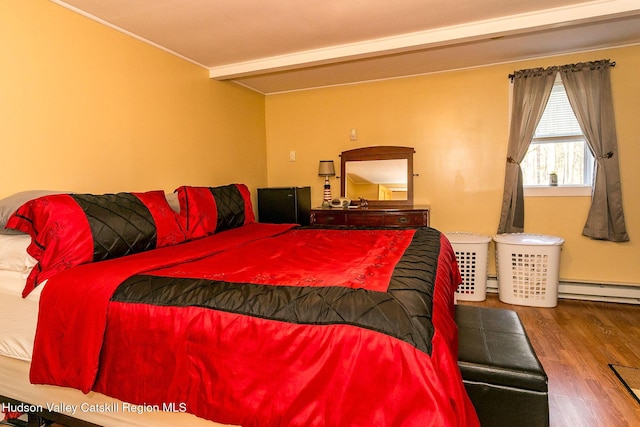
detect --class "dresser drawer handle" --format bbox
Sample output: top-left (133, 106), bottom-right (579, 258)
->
top-left (398, 217), bottom-right (408, 224)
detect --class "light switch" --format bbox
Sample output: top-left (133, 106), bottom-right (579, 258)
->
top-left (289, 151), bottom-right (296, 161)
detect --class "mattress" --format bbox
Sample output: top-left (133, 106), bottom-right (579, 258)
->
top-left (0, 270), bottom-right (40, 361)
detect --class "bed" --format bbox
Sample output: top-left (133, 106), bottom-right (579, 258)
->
top-left (0, 185), bottom-right (479, 427)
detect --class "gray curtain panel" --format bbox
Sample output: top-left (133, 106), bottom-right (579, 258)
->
top-left (497, 68), bottom-right (557, 234)
top-left (560, 60), bottom-right (629, 242)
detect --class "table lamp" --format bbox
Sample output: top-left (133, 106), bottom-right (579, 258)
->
top-left (318, 160), bottom-right (335, 207)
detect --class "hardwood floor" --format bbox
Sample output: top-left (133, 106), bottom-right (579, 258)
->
top-left (458, 294), bottom-right (640, 427)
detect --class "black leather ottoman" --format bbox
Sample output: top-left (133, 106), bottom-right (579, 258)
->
top-left (456, 305), bottom-right (549, 427)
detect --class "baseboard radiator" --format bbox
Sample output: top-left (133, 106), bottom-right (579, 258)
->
top-left (486, 277), bottom-right (640, 305)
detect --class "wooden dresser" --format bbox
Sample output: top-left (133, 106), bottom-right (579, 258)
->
top-left (309, 206), bottom-right (430, 227)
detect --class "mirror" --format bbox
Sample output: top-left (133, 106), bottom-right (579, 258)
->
top-left (340, 146), bottom-right (414, 207)
top-left (346, 159), bottom-right (408, 201)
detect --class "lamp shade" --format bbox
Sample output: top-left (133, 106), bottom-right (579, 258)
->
top-left (318, 160), bottom-right (336, 177)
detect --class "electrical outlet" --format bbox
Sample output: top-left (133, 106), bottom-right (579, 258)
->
top-left (289, 151), bottom-right (296, 161)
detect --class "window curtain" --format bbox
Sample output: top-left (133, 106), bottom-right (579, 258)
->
top-left (497, 67), bottom-right (557, 233)
top-left (560, 60), bottom-right (629, 242)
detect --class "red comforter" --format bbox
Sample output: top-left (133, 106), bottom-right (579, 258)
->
top-left (30, 223), bottom-right (478, 426)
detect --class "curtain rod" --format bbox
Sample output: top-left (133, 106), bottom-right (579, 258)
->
top-left (507, 60), bottom-right (615, 81)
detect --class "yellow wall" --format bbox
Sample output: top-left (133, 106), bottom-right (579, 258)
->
top-left (3, 1), bottom-right (638, 285)
top-left (1, 0), bottom-right (267, 200)
top-left (265, 46), bottom-right (640, 285)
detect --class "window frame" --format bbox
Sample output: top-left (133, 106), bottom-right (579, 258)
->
top-left (519, 77), bottom-right (593, 197)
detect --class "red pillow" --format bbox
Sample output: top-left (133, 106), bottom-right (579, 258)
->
top-left (6, 191), bottom-right (186, 297)
top-left (175, 184), bottom-right (255, 240)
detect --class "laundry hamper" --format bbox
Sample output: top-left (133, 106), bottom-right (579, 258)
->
top-left (445, 232), bottom-right (491, 302)
top-left (493, 233), bottom-right (564, 308)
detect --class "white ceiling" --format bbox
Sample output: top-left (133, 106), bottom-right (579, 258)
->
top-left (52, 0), bottom-right (640, 94)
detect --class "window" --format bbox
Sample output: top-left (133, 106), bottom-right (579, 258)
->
top-left (521, 76), bottom-right (593, 190)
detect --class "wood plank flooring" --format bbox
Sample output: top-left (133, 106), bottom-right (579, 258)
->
top-left (458, 294), bottom-right (640, 427)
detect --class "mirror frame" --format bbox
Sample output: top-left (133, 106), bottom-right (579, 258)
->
top-left (340, 146), bottom-right (415, 208)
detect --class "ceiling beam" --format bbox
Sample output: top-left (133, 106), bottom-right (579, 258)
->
top-left (209, 0), bottom-right (640, 79)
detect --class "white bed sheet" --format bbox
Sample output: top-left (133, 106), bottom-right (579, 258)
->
top-left (0, 355), bottom-right (231, 427)
top-left (0, 270), bottom-right (41, 361)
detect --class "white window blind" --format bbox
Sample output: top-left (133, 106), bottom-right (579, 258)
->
top-left (522, 77), bottom-right (593, 188)
top-left (534, 81), bottom-right (583, 138)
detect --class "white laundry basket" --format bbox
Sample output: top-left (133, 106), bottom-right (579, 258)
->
top-left (445, 232), bottom-right (491, 302)
top-left (494, 233), bottom-right (564, 308)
